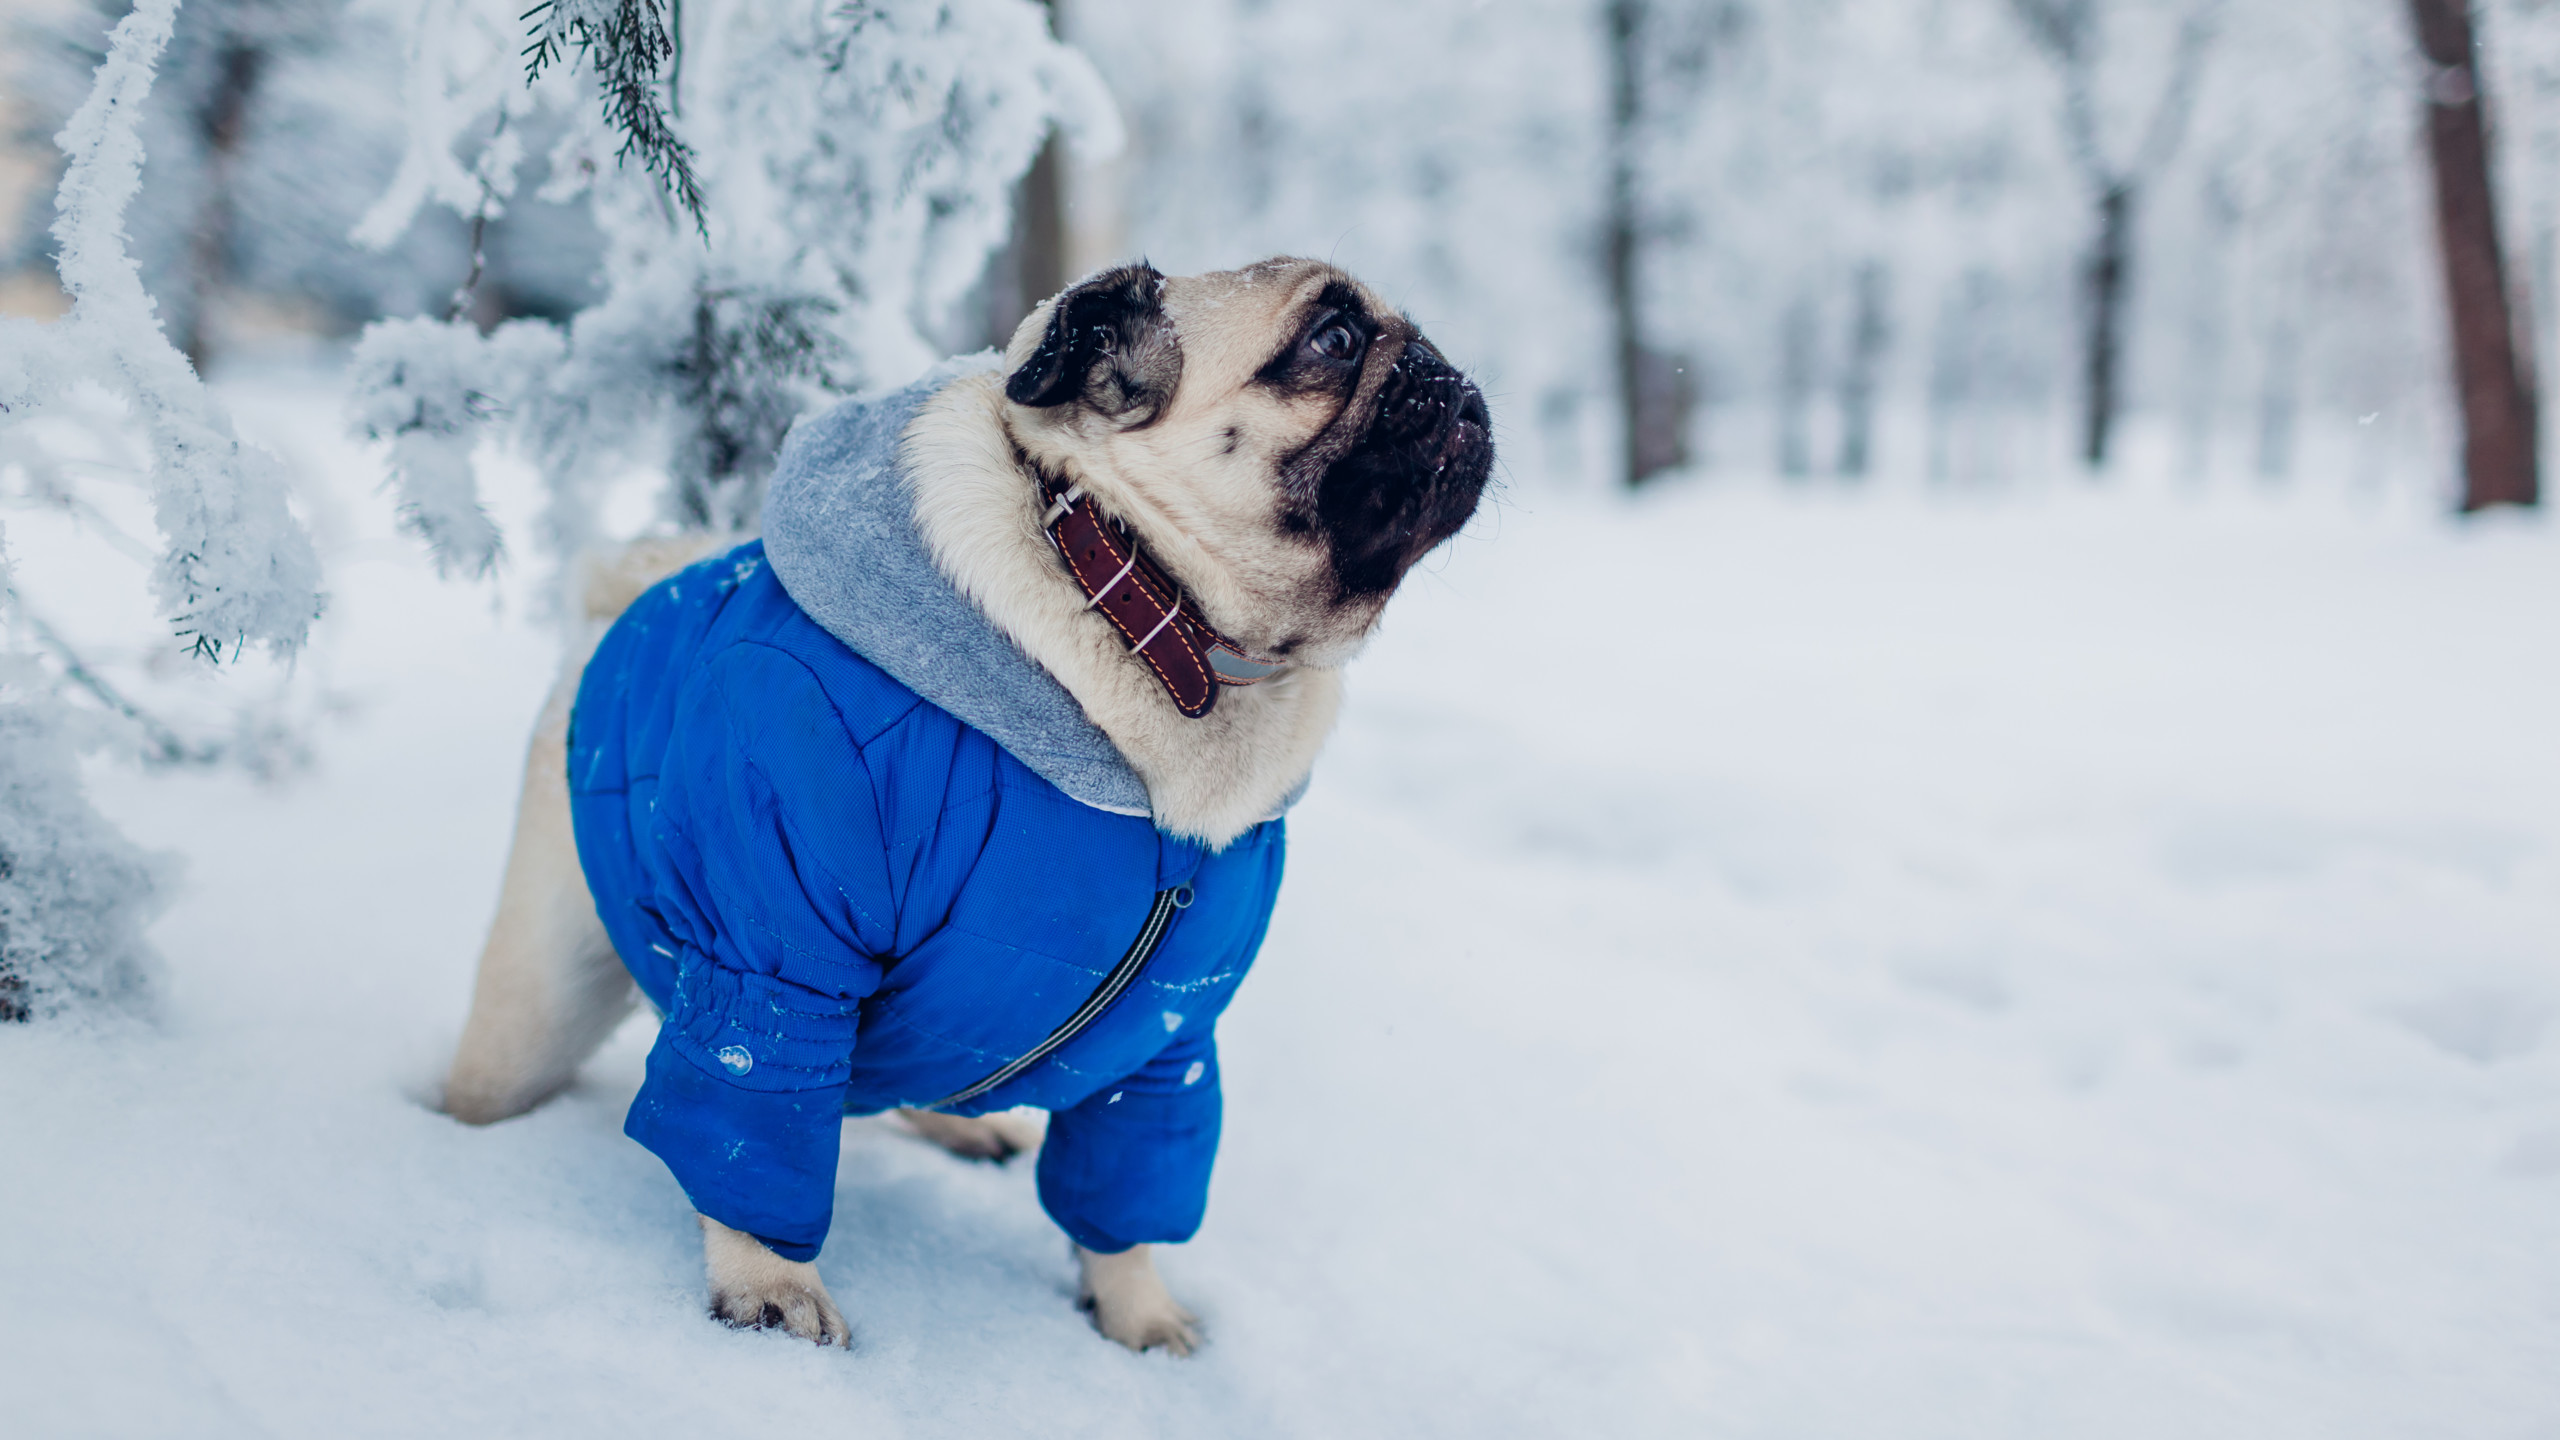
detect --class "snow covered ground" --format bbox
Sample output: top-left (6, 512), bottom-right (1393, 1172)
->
top-left (5, 375), bottom-right (2559, 1437)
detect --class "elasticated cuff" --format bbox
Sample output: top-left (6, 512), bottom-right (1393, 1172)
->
top-left (626, 1031), bottom-right (846, 1258)
top-left (661, 953), bottom-right (865, 1093)
top-left (1036, 1046), bottom-right (1223, 1253)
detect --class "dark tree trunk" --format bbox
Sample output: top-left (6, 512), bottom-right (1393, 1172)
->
top-left (982, 130), bottom-right (1066, 346)
top-left (183, 43), bottom-right (264, 372)
top-left (1605, 0), bottom-right (1646, 486)
top-left (1837, 261), bottom-right (1889, 477)
top-left (2081, 182), bottom-right (2132, 468)
top-left (2409, 0), bottom-right (2538, 510)
top-left (983, 1), bottom-right (1069, 347)
top-left (2009, 1), bottom-right (2216, 473)
top-left (1606, 0), bottom-right (1687, 486)
top-left (1777, 296), bottom-right (1814, 477)
top-left (2255, 315), bottom-right (2298, 480)
top-left (1017, 133), bottom-right (1066, 309)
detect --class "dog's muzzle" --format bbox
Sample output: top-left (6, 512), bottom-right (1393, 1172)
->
top-left (1318, 343), bottom-right (1495, 597)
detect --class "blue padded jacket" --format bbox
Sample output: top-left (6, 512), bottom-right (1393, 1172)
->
top-left (568, 540), bottom-right (1286, 1262)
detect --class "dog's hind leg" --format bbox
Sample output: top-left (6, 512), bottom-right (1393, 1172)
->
top-left (443, 537), bottom-right (736, 1124)
top-left (443, 673), bottom-right (636, 1125)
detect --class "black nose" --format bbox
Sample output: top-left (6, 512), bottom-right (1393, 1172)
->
top-left (1442, 380), bottom-right (1491, 470)
top-left (1373, 346), bottom-right (1470, 440)
top-left (1455, 384), bottom-right (1490, 435)
top-left (1365, 346), bottom-right (1490, 479)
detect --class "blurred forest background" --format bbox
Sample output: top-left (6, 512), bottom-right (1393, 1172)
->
top-left (2, 0), bottom-right (2546, 500)
top-left (0, 0), bottom-right (2550, 1018)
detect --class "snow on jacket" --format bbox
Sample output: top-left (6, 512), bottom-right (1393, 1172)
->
top-left (567, 369), bottom-right (1290, 1262)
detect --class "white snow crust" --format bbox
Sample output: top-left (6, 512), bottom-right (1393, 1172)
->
top-left (2, 380), bottom-right (2557, 1436)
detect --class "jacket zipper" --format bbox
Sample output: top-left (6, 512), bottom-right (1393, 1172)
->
top-left (918, 884), bottom-right (1191, 1112)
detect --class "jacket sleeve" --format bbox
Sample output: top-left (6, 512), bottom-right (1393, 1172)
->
top-left (1036, 1025), bottom-right (1224, 1254)
top-left (622, 643), bottom-right (899, 1262)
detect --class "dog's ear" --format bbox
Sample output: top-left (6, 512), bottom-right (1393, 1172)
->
top-left (1005, 263), bottom-right (1182, 426)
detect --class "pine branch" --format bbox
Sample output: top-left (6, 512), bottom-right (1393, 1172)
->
top-left (521, 0), bottom-right (706, 235)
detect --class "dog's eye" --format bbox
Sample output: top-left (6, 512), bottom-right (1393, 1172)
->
top-left (1309, 319), bottom-right (1361, 362)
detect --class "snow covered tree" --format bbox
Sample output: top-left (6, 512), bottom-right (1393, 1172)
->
top-left (0, 638), bottom-right (170, 1022)
top-left (6, 0), bottom-right (602, 366)
top-left (0, 0), bottom-right (1111, 1018)
top-left (9, 0), bottom-right (339, 365)
top-left (348, 0), bottom-right (1117, 577)
top-left (0, 0), bottom-right (325, 1019)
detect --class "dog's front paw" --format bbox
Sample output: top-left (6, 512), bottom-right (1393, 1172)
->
top-left (1076, 1243), bottom-right (1201, 1357)
top-left (701, 1215), bottom-right (850, 1348)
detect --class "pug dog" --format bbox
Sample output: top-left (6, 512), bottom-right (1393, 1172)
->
top-left (442, 258), bottom-right (1494, 1356)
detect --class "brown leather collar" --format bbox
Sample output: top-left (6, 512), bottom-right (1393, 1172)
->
top-left (1039, 480), bottom-right (1290, 718)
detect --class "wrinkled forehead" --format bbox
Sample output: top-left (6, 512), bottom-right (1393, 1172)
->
top-left (1160, 259), bottom-right (1400, 393)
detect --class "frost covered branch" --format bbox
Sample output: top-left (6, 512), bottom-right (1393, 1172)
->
top-left (522, 0), bottom-right (705, 233)
top-left (0, 0), bottom-right (338, 1021)
top-left (0, 656), bottom-right (167, 1023)
top-left (348, 315), bottom-right (563, 576)
top-left (351, 0), bottom-right (1118, 579)
top-left (0, 0), bottom-right (324, 662)
top-left (0, 533), bottom-right (169, 1023)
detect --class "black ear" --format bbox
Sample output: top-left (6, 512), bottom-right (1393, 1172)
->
top-left (1005, 263), bottom-right (1182, 424)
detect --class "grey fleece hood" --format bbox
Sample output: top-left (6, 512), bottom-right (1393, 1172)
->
top-left (760, 355), bottom-right (1156, 818)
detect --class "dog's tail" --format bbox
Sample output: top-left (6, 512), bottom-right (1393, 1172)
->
top-left (576, 533), bottom-right (740, 625)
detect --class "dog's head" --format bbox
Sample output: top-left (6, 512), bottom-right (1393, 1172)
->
top-left (1000, 258), bottom-right (1493, 665)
